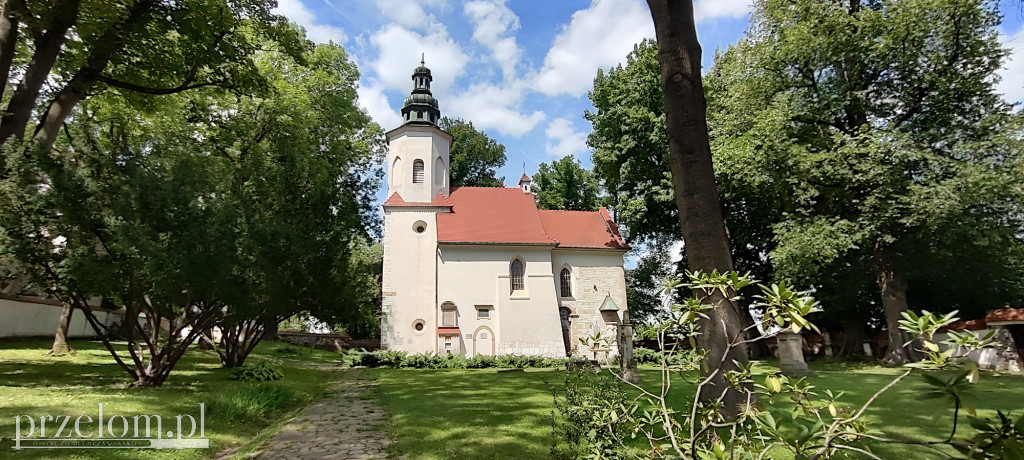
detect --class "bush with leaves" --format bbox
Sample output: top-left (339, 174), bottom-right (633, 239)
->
top-left (551, 370), bottom-right (631, 460)
top-left (552, 270), bottom-right (1011, 459)
top-left (228, 361), bottom-right (284, 382)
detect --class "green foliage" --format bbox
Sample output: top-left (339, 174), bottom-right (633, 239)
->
top-left (550, 371), bottom-right (630, 460)
top-left (439, 117), bottom-right (507, 187)
top-left (959, 412), bottom-right (1024, 459)
top-left (532, 155), bottom-right (600, 211)
top-left (228, 361), bottom-right (284, 382)
top-left (338, 349), bottom-right (566, 370)
top-left (705, 0), bottom-right (1024, 330)
top-left (587, 39), bottom-right (676, 243)
top-left (554, 270), bottom-right (1013, 459)
top-left (0, 33), bottom-right (384, 382)
top-left (208, 383), bottom-right (301, 424)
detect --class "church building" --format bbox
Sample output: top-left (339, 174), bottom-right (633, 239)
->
top-left (380, 60), bottom-right (630, 360)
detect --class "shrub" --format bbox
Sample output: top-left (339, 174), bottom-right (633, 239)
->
top-left (229, 361), bottom-right (284, 382)
top-left (551, 371), bottom-right (629, 459)
top-left (209, 383), bottom-right (300, 423)
top-left (274, 346), bottom-right (300, 355)
top-left (338, 350), bottom-right (567, 370)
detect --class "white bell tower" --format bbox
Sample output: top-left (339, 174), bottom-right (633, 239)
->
top-left (385, 56), bottom-right (452, 203)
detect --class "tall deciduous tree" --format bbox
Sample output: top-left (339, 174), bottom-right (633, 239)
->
top-left (532, 155), bottom-right (600, 211)
top-left (587, 39), bottom-right (678, 243)
top-left (0, 0), bottom-right (301, 153)
top-left (438, 117), bottom-right (507, 187)
top-left (706, 0), bottom-right (1024, 364)
top-left (0, 30), bottom-right (383, 384)
top-left (645, 0), bottom-right (752, 416)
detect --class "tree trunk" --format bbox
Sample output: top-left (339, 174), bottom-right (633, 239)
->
top-left (875, 247), bottom-right (921, 365)
top-left (49, 302), bottom-right (74, 355)
top-left (0, 0), bottom-right (80, 144)
top-left (646, 0), bottom-right (751, 417)
top-left (31, 0), bottom-right (156, 152)
top-left (0, 0), bottom-right (22, 102)
top-left (838, 320), bottom-right (868, 357)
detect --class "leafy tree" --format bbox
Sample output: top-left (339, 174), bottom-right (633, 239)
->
top-left (705, 0), bottom-right (1024, 363)
top-left (645, 0), bottom-right (752, 416)
top-left (0, 0), bottom-right (301, 153)
top-left (0, 31), bottom-right (383, 383)
top-left (531, 155), bottom-right (600, 211)
top-left (438, 117), bottom-right (506, 187)
top-left (587, 39), bottom-right (677, 243)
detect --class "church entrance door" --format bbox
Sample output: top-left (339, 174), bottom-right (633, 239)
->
top-left (473, 326), bottom-right (494, 356)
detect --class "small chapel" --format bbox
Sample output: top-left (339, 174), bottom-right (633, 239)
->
top-left (380, 60), bottom-right (630, 360)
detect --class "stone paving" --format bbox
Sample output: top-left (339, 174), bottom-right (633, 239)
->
top-left (256, 368), bottom-right (394, 460)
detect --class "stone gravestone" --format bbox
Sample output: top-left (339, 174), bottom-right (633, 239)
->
top-left (777, 331), bottom-right (811, 376)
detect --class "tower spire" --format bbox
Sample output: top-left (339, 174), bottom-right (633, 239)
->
top-left (401, 56), bottom-right (440, 125)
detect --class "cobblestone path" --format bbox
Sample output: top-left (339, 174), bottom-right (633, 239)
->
top-left (256, 368), bottom-right (394, 460)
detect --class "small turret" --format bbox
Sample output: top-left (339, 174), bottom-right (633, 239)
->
top-left (401, 54), bottom-right (441, 125)
top-left (519, 173), bottom-right (532, 193)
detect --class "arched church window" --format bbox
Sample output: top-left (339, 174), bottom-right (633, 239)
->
top-left (560, 268), bottom-right (572, 298)
top-left (510, 259), bottom-right (524, 293)
top-left (413, 160), bottom-right (424, 183)
top-left (391, 157), bottom-right (402, 188)
top-left (434, 157), bottom-right (445, 186)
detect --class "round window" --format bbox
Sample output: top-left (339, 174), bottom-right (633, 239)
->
top-left (412, 319), bottom-right (426, 334)
top-left (413, 220), bottom-right (427, 234)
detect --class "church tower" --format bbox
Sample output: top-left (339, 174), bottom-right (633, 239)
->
top-left (381, 58), bottom-right (453, 354)
top-left (385, 56), bottom-right (452, 203)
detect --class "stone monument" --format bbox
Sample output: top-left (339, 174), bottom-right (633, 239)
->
top-left (777, 331), bottom-right (811, 376)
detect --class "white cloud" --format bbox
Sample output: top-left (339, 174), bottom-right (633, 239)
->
top-left (544, 118), bottom-right (588, 157)
top-left (369, 23), bottom-right (470, 97)
top-left (273, 0), bottom-right (347, 44)
top-left (694, 0), bottom-right (751, 22)
top-left (998, 26), bottom-right (1024, 107)
top-left (357, 81), bottom-right (403, 130)
top-left (534, 0), bottom-right (654, 97)
top-left (448, 82), bottom-right (545, 137)
top-left (374, 0), bottom-right (445, 30)
top-left (464, 0), bottom-right (522, 80)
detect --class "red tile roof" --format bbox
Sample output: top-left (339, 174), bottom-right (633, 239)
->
top-left (383, 192), bottom-right (452, 208)
top-left (519, 173), bottom-right (531, 182)
top-left (436, 187), bottom-right (555, 245)
top-left (539, 208), bottom-right (629, 250)
top-left (437, 326), bottom-right (461, 336)
top-left (938, 319), bottom-right (988, 333)
top-left (433, 187), bottom-right (629, 250)
top-left (985, 308), bottom-right (1024, 324)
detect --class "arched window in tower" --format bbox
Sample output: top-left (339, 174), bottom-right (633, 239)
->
top-left (434, 157), bottom-right (445, 187)
top-left (391, 157), bottom-right (402, 188)
top-left (413, 160), bottom-right (424, 183)
top-left (560, 267), bottom-right (572, 298)
top-left (510, 258), bottom-right (524, 293)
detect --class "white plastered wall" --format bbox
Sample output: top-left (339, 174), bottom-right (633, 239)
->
top-left (386, 127), bottom-right (450, 203)
top-left (0, 298), bottom-right (119, 337)
top-left (381, 208), bottom-right (442, 353)
top-left (436, 244), bottom-right (566, 357)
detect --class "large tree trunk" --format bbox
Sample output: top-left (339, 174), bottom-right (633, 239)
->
top-left (49, 302), bottom-right (74, 355)
top-left (0, 0), bottom-right (22, 102)
top-left (0, 0), bottom-right (80, 144)
top-left (646, 0), bottom-right (751, 417)
top-left (875, 247), bottom-right (921, 365)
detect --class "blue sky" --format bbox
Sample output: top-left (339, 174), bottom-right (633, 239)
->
top-left (274, 0), bottom-right (1024, 207)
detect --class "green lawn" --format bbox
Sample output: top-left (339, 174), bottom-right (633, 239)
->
top-left (372, 363), bottom-right (1024, 459)
top-left (0, 339), bottom-right (340, 460)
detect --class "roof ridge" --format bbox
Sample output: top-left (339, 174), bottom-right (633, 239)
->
top-left (538, 209), bottom-right (602, 213)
